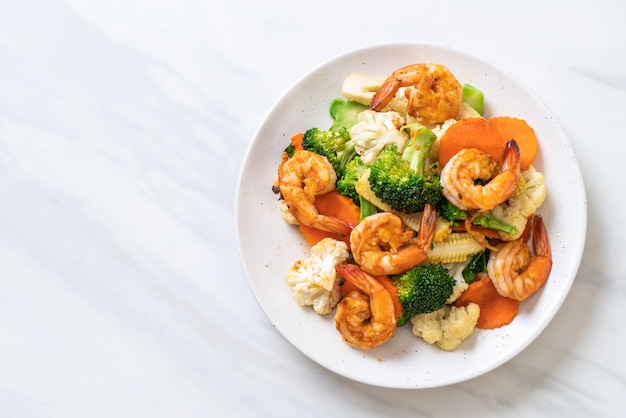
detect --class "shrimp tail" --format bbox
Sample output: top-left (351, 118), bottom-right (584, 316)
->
top-left (335, 263), bottom-right (368, 288)
top-left (415, 203), bottom-right (437, 249)
top-left (518, 214), bottom-right (553, 300)
top-left (532, 214), bottom-right (551, 259)
top-left (316, 215), bottom-right (353, 237)
top-left (501, 139), bottom-right (521, 171)
top-left (369, 78), bottom-right (400, 111)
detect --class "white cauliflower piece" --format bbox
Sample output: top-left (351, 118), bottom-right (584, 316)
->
top-left (340, 73), bottom-right (386, 106)
top-left (431, 118), bottom-right (458, 140)
top-left (490, 165), bottom-right (547, 241)
top-left (411, 303), bottom-right (480, 351)
top-left (349, 110), bottom-right (408, 165)
top-left (285, 238), bottom-right (350, 315)
top-left (380, 88), bottom-right (411, 119)
top-left (279, 200), bottom-right (298, 225)
top-left (411, 308), bottom-right (446, 344)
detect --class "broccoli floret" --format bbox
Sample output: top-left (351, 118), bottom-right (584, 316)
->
top-left (329, 98), bottom-right (368, 131)
top-left (337, 156), bottom-right (378, 220)
top-left (391, 263), bottom-right (456, 327)
top-left (437, 200), bottom-right (518, 235)
top-left (437, 199), bottom-right (465, 225)
top-left (367, 124), bottom-right (443, 213)
top-left (302, 127), bottom-right (356, 177)
top-left (336, 156), bottom-right (365, 203)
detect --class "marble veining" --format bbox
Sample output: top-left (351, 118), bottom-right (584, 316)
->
top-left (1, 0), bottom-right (625, 416)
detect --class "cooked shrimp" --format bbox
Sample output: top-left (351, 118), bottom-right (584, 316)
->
top-left (440, 140), bottom-right (521, 211)
top-left (350, 204), bottom-right (436, 276)
top-left (334, 264), bottom-right (396, 349)
top-left (487, 215), bottom-right (552, 301)
top-left (369, 63), bottom-right (463, 125)
top-left (277, 149), bottom-right (352, 237)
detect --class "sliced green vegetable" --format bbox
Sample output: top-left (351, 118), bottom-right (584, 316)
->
top-left (329, 98), bottom-right (368, 131)
top-left (358, 195), bottom-right (378, 221)
top-left (462, 83), bottom-right (484, 115)
top-left (462, 250), bottom-right (489, 284)
top-left (473, 213), bottom-right (518, 235)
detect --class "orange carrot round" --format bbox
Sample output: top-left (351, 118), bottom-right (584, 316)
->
top-left (490, 116), bottom-right (538, 171)
top-left (438, 118), bottom-right (505, 168)
top-left (299, 190), bottom-right (360, 246)
top-left (438, 116), bottom-right (538, 171)
top-left (454, 274), bottom-right (519, 329)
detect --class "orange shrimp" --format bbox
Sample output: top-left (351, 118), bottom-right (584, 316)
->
top-left (487, 215), bottom-right (552, 301)
top-left (334, 264), bottom-right (396, 350)
top-left (277, 150), bottom-right (352, 237)
top-left (440, 140), bottom-right (521, 211)
top-left (369, 63), bottom-right (463, 125)
top-left (349, 204), bottom-right (436, 276)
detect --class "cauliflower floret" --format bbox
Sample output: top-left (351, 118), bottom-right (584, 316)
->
top-left (431, 118), bottom-right (458, 140)
top-left (340, 73), bottom-right (386, 106)
top-left (490, 165), bottom-right (547, 241)
top-left (285, 238), bottom-right (350, 315)
top-left (410, 303), bottom-right (480, 351)
top-left (349, 109), bottom-right (408, 165)
top-left (279, 200), bottom-right (298, 225)
top-left (380, 87), bottom-right (411, 118)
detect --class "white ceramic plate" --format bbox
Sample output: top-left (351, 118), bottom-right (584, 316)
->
top-left (235, 43), bottom-right (586, 388)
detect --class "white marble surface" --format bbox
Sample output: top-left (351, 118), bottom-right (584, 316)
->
top-left (1, 0), bottom-right (624, 416)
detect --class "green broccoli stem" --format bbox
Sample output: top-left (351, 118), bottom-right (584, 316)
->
top-left (472, 213), bottom-right (518, 235)
top-left (358, 195), bottom-right (377, 221)
top-left (438, 200), bottom-right (517, 235)
top-left (400, 124), bottom-right (437, 175)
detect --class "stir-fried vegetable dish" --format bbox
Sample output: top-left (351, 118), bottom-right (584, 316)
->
top-left (273, 62), bottom-right (551, 351)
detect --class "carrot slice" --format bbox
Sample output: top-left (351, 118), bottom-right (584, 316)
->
top-left (299, 190), bottom-right (360, 247)
top-left (290, 133), bottom-right (304, 151)
top-left (455, 274), bottom-right (519, 329)
top-left (339, 271), bottom-right (403, 321)
top-left (438, 116), bottom-right (539, 171)
top-left (490, 116), bottom-right (538, 171)
top-left (438, 118), bottom-right (505, 168)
